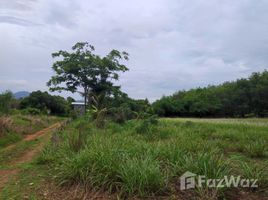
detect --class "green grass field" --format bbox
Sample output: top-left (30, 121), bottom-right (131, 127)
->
top-left (164, 117), bottom-right (268, 126)
top-left (32, 117), bottom-right (268, 199)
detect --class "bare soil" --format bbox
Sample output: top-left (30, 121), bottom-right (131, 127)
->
top-left (0, 122), bottom-right (61, 191)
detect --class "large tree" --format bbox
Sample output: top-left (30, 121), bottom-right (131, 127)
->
top-left (47, 42), bottom-right (129, 108)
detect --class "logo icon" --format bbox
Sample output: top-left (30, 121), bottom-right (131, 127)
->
top-left (180, 171), bottom-right (196, 190)
top-left (179, 171), bottom-right (258, 190)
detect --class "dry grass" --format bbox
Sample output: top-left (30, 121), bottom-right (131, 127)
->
top-left (0, 116), bottom-right (13, 136)
top-left (0, 115), bottom-right (60, 148)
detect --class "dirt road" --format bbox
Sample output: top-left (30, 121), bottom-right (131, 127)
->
top-left (0, 122), bottom-right (61, 191)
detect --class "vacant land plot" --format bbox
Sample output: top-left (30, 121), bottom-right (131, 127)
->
top-left (1, 118), bottom-right (268, 199)
top-left (0, 122), bottom-right (62, 199)
top-left (0, 115), bottom-right (60, 149)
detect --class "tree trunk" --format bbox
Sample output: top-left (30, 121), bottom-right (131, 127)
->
top-left (84, 87), bottom-right (87, 115)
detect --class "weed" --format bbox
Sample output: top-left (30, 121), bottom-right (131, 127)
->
top-left (184, 120), bottom-right (194, 127)
top-left (135, 115), bottom-right (158, 134)
top-left (68, 130), bottom-right (87, 152)
top-left (239, 162), bottom-right (268, 188)
top-left (118, 157), bottom-right (166, 196)
top-left (244, 140), bottom-right (267, 158)
top-left (36, 145), bottom-right (57, 164)
top-left (0, 116), bottom-right (13, 135)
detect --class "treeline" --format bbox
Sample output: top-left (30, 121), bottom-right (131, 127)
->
top-left (153, 71), bottom-right (268, 117)
top-left (0, 89), bottom-right (150, 119)
top-left (0, 90), bottom-right (73, 116)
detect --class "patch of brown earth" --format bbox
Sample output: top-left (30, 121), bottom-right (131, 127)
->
top-left (24, 123), bottom-right (61, 141)
top-left (2, 123), bottom-right (61, 152)
top-left (0, 169), bottom-right (18, 191)
top-left (225, 189), bottom-right (268, 200)
top-left (37, 182), bottom-right (116, 200)
top-left (0, 122), bottom-right (61, 192)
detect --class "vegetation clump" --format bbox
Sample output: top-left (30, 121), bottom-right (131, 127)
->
top-left (153, 71), bottom-right (268, 118)
top-left (37, 117), bottom-right (268, 198)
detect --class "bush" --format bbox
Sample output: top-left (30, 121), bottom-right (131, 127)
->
top-left (21, 108), bottom-right (41, 115)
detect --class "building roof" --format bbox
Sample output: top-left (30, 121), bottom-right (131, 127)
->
top-left (71, 102), bottom-right (85, 105)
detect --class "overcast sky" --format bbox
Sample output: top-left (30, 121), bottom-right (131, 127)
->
top-left (0, 0), bottom-right (268, 101)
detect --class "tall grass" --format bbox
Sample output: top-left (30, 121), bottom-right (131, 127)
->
top-left (239, 162), bottom-right (268, 188)
top-left (0, 114), bottom-right (59, 148)
top-left (243, 140), bottom-right (267, 158)
top-left (38, 117), bottom-right (268, 198)
top-left (118, 157), bottom-right (165, 196)
top-left (0, 116), bottom-right (22, 147)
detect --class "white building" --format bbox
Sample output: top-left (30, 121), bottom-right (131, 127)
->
top-left (71, 102), bottom-right (85, 115)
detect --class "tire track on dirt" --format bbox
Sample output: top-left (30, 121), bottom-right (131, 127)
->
top-left (0, 122), bottom-right (62, 191)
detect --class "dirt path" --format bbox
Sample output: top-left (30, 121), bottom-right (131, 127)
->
top-left (0, 122), bottom-right (61, 192)
top-left (3, 123), bottom-right (61, 152)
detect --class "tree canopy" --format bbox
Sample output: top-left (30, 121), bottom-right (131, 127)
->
top-left (47, 42), bottom-right (129, 107)
top-left (20, 90), bottom-right (70, 116)
top-left (153, 71), bottom-right (268, 117)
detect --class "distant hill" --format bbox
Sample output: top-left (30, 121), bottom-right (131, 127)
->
top-left (14, 91), bottom-right (30, 99)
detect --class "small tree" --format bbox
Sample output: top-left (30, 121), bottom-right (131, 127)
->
top-left (0, 91), bottom-right (14, 115)
top-left (47, 42), bottom-right (129, 109)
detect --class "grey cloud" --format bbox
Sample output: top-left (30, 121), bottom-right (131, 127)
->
top-left (42, 1), bottom-right (81, 28)
top-left (1, 0), bottom-right (268, 100)
top-left (0, 16), bottom-right (39, 26)
top-left (0, 80), bottom-right (29, 91)
top-left (0, 0), bottom-right (37, 12)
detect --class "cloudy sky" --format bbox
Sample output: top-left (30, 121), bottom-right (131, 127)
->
top-left (0, 0), bottom-right (268, 101)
